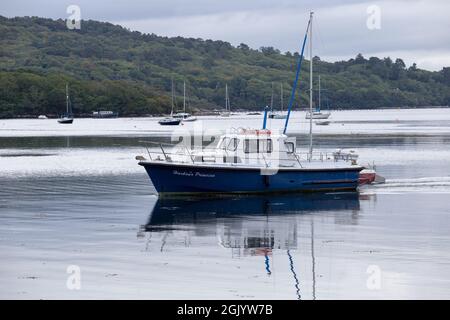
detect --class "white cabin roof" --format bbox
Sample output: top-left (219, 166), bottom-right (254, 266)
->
top-left (219, 129), bottom-right (287, 140)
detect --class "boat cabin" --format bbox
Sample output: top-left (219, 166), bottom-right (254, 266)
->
top-left (191, 129), bottom-right (298, 167)
top-left (173, 112), bottom-right (192, 119)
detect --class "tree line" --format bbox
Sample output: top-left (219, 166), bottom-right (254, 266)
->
top-left (0, 16), bottom-right (449, 118)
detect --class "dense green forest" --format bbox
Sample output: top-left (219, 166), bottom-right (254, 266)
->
top-left (0, 16), bottom-right (449, 118)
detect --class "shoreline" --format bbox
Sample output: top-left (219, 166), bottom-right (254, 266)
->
top-left (2, 106), bottom-right (449, 120)
top-left (1, 108), bottom-right (450, 138)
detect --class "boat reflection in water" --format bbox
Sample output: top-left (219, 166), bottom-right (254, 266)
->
top-left (145, 192), bottom-right (360, 227)
top-left (141, 192), bottom-right (360, 300)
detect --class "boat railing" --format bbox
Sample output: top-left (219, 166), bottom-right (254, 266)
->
top-left (140, 141), bottom-right (196, 164)
top-left (139, 141), bottom-right (354, 165)
top-left (293, 152), bottom-right (304, 168)
top-left (296, 151), bottom-right (359, 163)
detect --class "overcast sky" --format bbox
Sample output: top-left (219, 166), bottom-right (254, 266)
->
top-left (2, 0), bottom-right (449, 71)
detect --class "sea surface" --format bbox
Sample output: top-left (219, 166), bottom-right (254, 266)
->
top-left (1, 109), bottom-right (450, 299)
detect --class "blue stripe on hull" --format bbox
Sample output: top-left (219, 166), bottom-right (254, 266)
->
top-left (141, 162), bottom-right (362, 195)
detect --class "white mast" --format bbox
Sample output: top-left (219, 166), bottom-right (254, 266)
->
top-left (225, 83), bottom-right (229, 111)
top-left (309, 11), bottom-right (314, 159)
top-left (318, 75), bottom-right (321, 112)
top-left (170, 78), bottom-right (174, 116)
top-left (66, 83), bottom-right (69, 114)
top-left (270, 82), bottom-right (274, 112)
top-left (183, 81), bottom-right (186, 113)
top-left (280, 83), bottom-right (284, 112)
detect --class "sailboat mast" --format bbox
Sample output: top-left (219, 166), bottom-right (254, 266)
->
top-left (66, 83), bottom-right (69, 114)
top-left (225, 83), bottom-right (228, 111)
top-left (318, 75), bottom-right (321, 112)
top-left (283, 17), bottom-right (311, 134)
top-left (171, 78), bottom-right (174, 116)
top-left (183, 81), bottom-right (186, 113)
top-left (280, 83), bottom-right (284, 112)
top-left (309, 12), bottom-right (314, 159)
top-left (270, 82), bottom-right (274, 111)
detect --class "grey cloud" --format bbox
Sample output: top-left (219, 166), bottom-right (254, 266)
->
top-left (1, 0), bottom-right (366, 20)
top-left (1, 0), bottom-right (449, 70)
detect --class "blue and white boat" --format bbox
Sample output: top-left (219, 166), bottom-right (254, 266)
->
top-left (137, 12), bottom-right (364, 197)
top-left (137, 127), bottom-right (362, 196)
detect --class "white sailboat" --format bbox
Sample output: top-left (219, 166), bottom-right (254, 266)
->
top-left (270, 83), bottom-right (288, 119)
top-left (314, 76), bottom-right (331, 125)
top-left (306, 75), bottom-right (331, 119)
top-left (173, 81), bottom-right (197, 122)
top-left (219, 83), bottom-right (231, 117)
top-left (58, 83), bottom-right (74, 124)
top-left (159, 79), bottom-right (181, 126)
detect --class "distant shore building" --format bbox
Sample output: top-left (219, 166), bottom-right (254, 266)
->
top-left (92, 110), bottom-right (119, 118)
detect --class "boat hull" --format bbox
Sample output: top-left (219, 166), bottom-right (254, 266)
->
top-left (269, 114), bottom-right (287, 119)
top-left (58, 118), bottom-right (73, 124)
top-left (306, 113), bottom-right (330, 119)
top-left (359, 170), bottom-right (376, 185)
top-left (140, 162), bottom-right (362, 196)
top-left (182, 116), bottom-right (197, 122)
top-left (158, 119), bottom-right (181, 125)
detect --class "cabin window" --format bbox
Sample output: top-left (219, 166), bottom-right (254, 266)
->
top-left (285, 142), bottom-right (295, 154)
top-left (244, 139), bottom-right (272, 153)
top-left (219, 138), bottom-right (239, 151)
top-left (219, 138), bottom-right (230, 150)
top-left (244, 139), bottom-right (257, 153)
top-left (261, 139), bottom-right (273, 153)
top-left (227, 138), bottom-right (239, 151)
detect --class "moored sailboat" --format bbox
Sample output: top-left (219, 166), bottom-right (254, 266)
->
top-left (58, 84), bottom-right (74, 124)
top-left (306, 76), bottom-right (331, 119)
top-left (173, 81), bottom-right (197, 122)
top-left (159, 79), bottom-right (181, 126)
top-left (269, 83), bottom-right (287, 119)
top-left (219, 83), bottom-right (231, 117)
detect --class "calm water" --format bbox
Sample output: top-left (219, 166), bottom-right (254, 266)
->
top-left (1, 132), bottom-right (450, 299)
